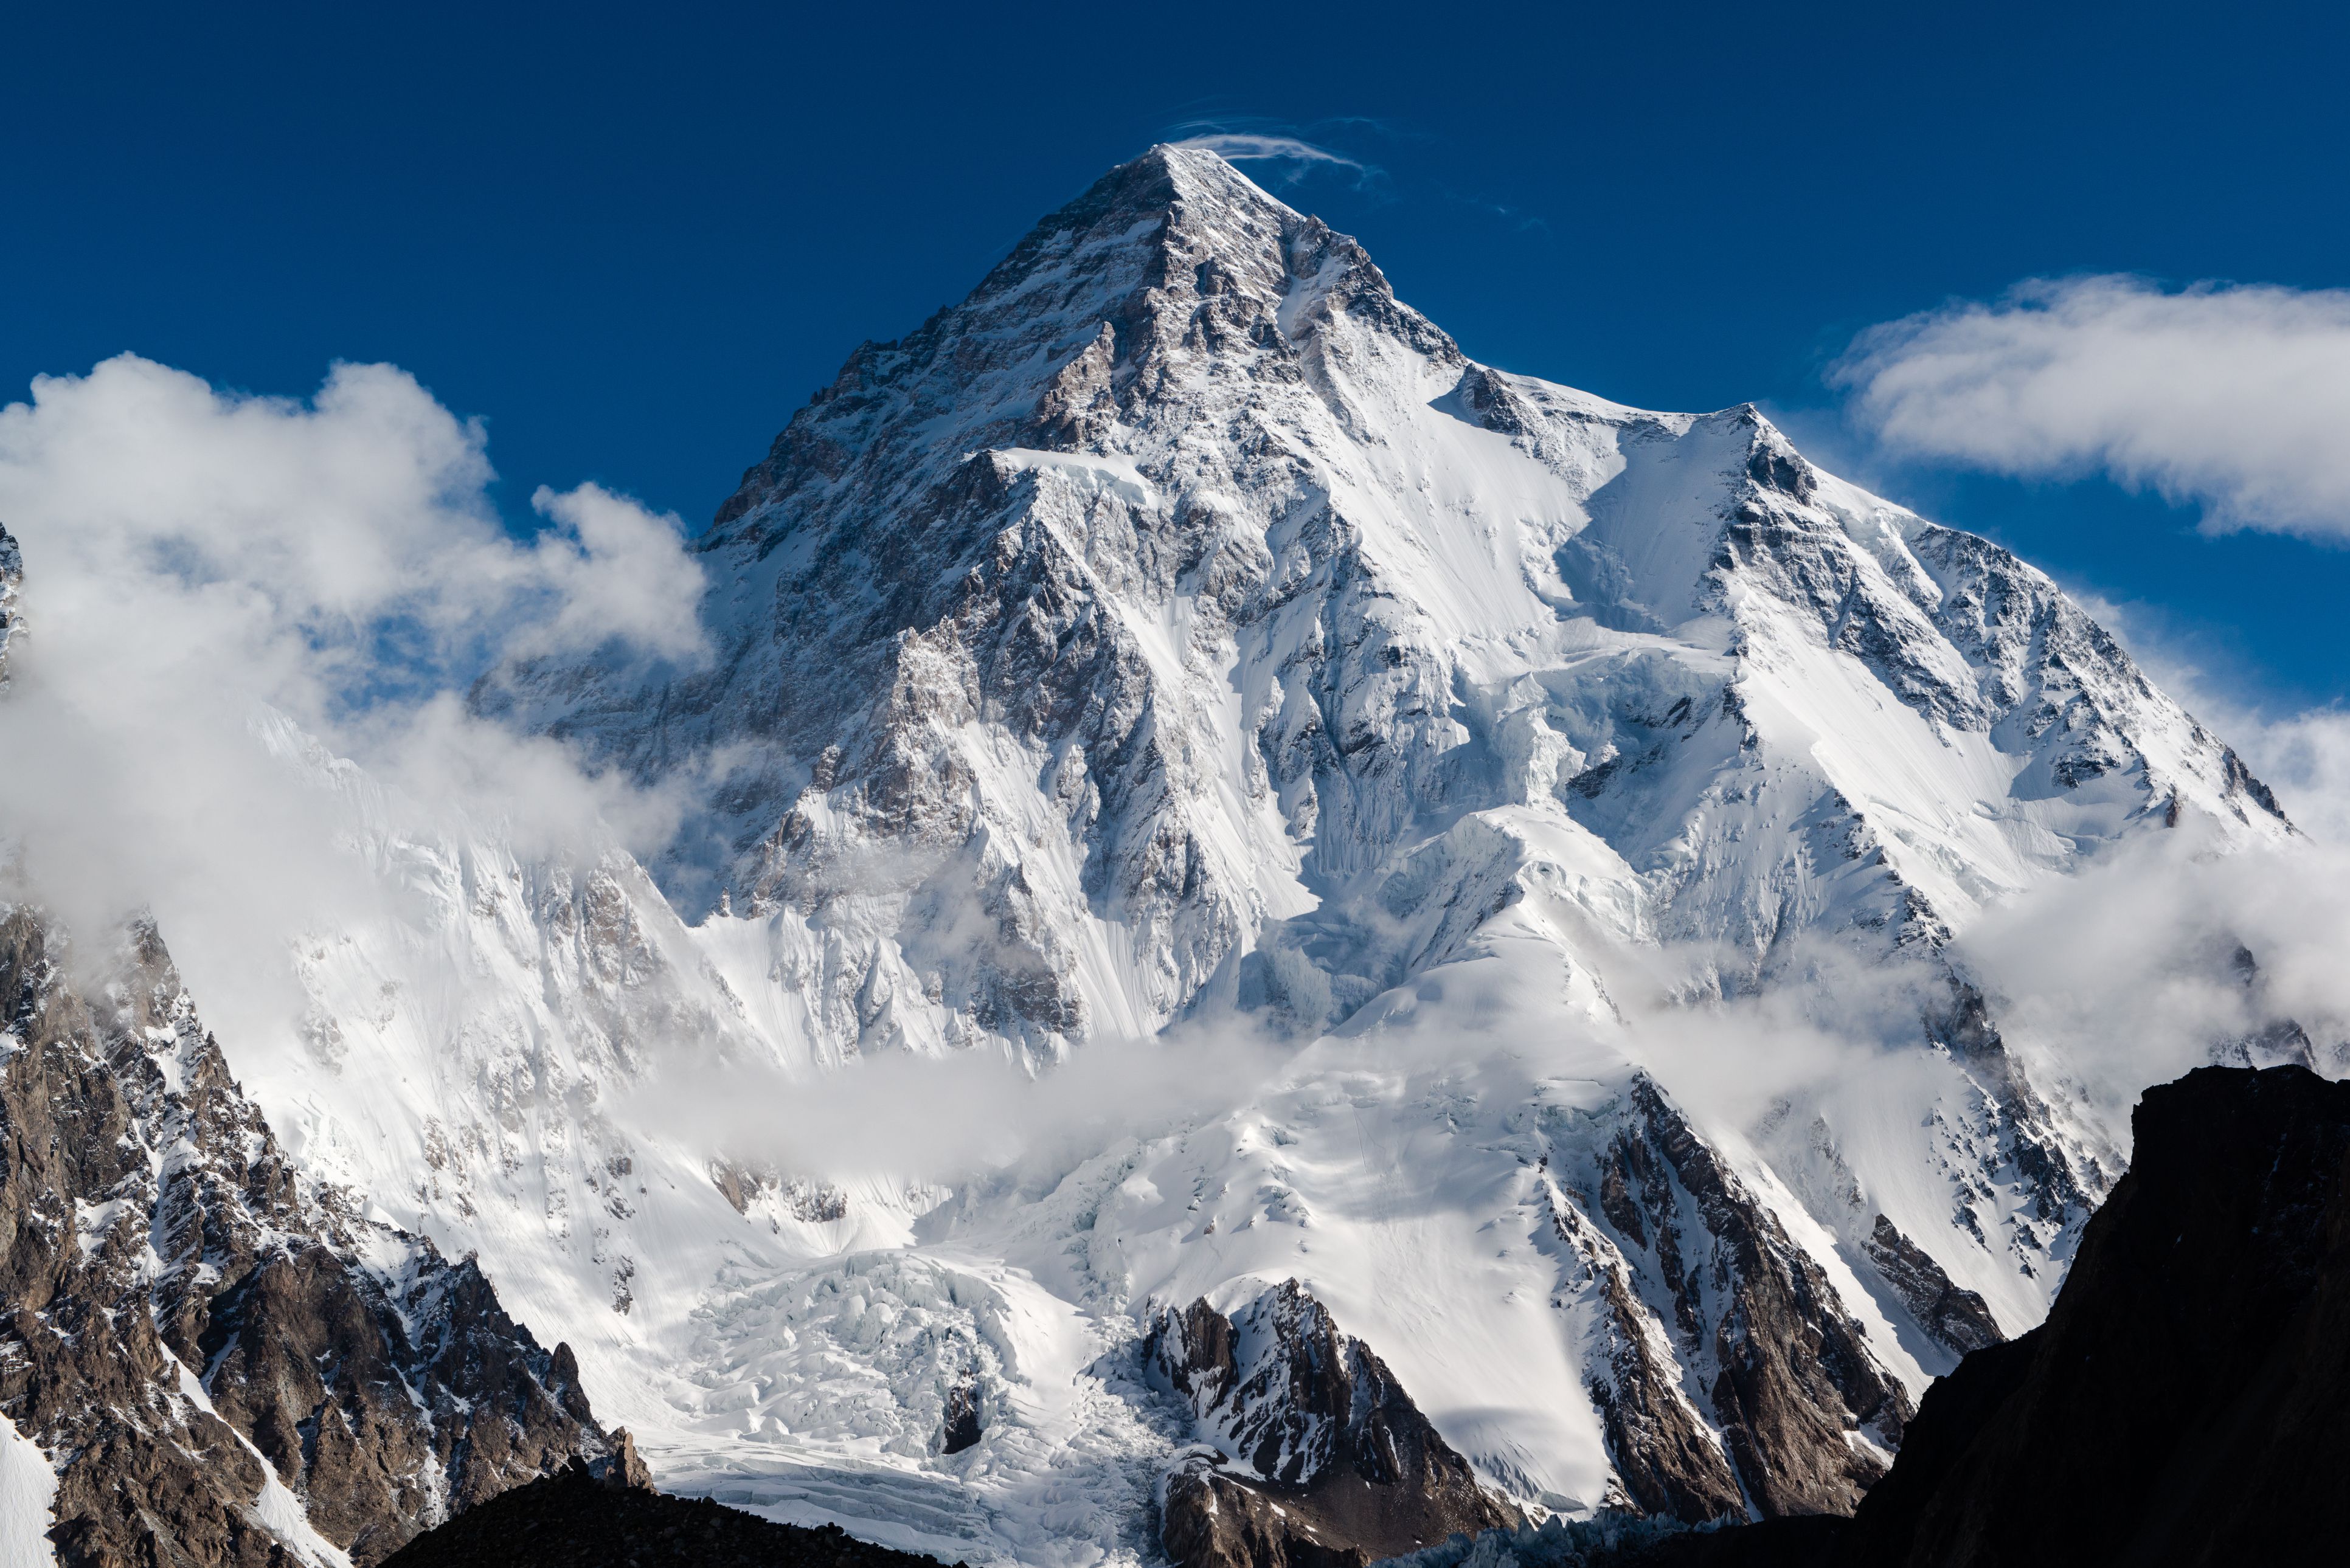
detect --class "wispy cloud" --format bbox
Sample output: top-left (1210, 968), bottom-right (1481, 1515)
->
top-left (1165, 119), bottom-right (1382, 188)
top-left (1173, 133), bottom-right (1361, 170)
top-left (1834, 275), bottom-right (2350, 541)
top-left (1445, 189), bottom-right (1549, 234)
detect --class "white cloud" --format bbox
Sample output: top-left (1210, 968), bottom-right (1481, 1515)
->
top-left (0, 353), bottom-right (704, 992)
top-left (637, 1017), bottom-right (1286, 1186)
top-left (1953, 829), bottom-right (2350, 1122)
top-left (521, 482), bottom-right (709, 663)
top-left (1835, 275), bottom-right (2350, 538)
top-left (2230, 707), bottom-right (2350, 844)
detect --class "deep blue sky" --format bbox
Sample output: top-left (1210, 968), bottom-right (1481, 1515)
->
top-left (9, 1), bottom-right (2345, 710)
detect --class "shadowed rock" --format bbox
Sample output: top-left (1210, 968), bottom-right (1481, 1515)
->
top-left (1145, 1280), bottom-right (1519, 1568)
top-left (1860, 1216), bottom-right (2002, 1359)
top-left (1834, 1064), bottom-right (2350, 1567)
top-left (380, 1459), bottom-right (965, 1568)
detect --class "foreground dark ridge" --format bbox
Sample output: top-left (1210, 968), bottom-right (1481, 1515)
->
top-left (380, 1461), bottom-right (971, 1568)
top-left (1833, 1062), bottom-right (2350, 1566)
top-left (1382, 1064), bottom-right (2350, 1568)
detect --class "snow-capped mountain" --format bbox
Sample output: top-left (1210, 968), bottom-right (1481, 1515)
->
top-left (9, 147), bottom-right (2308, 1566)
top-left (487, 144), bottom-right (2281, 1054)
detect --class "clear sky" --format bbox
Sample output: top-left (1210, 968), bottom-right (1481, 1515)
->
top-left (9, 0), bottom-right (2346, 712)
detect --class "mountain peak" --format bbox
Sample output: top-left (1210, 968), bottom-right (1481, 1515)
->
top-left (255, 141), bottom-right (2324, 1568)
top-left (696, 140), bottom-right (1436, 541)
top-left (967, 139), bottom-right (1314, 310)
top-left (1062, 140), bottom-right (1298, 226)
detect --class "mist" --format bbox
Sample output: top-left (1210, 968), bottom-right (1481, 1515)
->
top-left (635, 1017), bottom-right (1292, 1191)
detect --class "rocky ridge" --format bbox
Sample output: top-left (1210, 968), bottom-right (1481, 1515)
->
top-left (1143, 1280), bottom-right (1519, 1568)
top-left (1565, 1078), bottom-right (1911, 1519)
top-left (0, 904), bottom-right (627, 1564)
top-left (1832, 1063), bottom-right (2350, 1566)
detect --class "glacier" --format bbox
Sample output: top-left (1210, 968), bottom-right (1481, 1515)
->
top-left (9, 145), bottom-right (2318, 1564)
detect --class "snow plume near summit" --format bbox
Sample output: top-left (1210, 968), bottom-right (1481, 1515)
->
top-left (1835, 275), bottom-right (2350, 538)
top-left (0, 354), bottom-right (705, 1021)
top-left (1167, 132), bottom-right (1371, 182)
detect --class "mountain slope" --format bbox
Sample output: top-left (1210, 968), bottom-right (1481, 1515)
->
top-left (486, 145), bottom-right (2281, 1059)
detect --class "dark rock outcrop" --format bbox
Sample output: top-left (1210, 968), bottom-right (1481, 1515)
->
top-left (1551, 1063), bottom-right (2350, 1566)
top-left (1586, 1079), bottom-right (1912, 1519)
top-left (1542, 1186), bottom-right (1747, 1523)
top-left (0, 905), bottom-right (622, 1564)
top-left (1143, 1280), bottom-right (1517, 1568)
top-left (1370, 1512), bottom-right (1848, 1568)
top-left (1832, 1063), bottom-right (2350, 1567)
top-left (379, 1459), bottom-right (965, 1568)
top-left (1858, 1217), bottom-right (2002, 1359)
top-left (938, 1381), bottom-right (982, 1455)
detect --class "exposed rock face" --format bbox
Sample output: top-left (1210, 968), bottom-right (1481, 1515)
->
top-left (0, 906), bottom-right (621, 1564)
top-left (1143, 1281), bottom-right (1518, 1568)
top-left (0, 520), bottom-right (21, 682)
top-left (1858, 1218), bottom-right (2001, 1360)
top-left (1836, 1065), bottom-right (2350, 1567)
top-left (711, 1161), bottom-right (852, 1226)
top-left (1542, 1184), bottom-right (1747, 1523)
top-left (1579, 1080), bottom-right (1910, 1518)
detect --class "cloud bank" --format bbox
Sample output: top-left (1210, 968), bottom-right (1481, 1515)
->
top-left (2228, 707), bottom-right (2350, 845)
top-left (1836, 275), bottom-right (2350, 539)
top-left (0, 354), bottom-right (704, 994)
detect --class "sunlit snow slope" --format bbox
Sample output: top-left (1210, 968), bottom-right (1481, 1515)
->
top-left (225, 147), bottom-right (2293, 1564)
